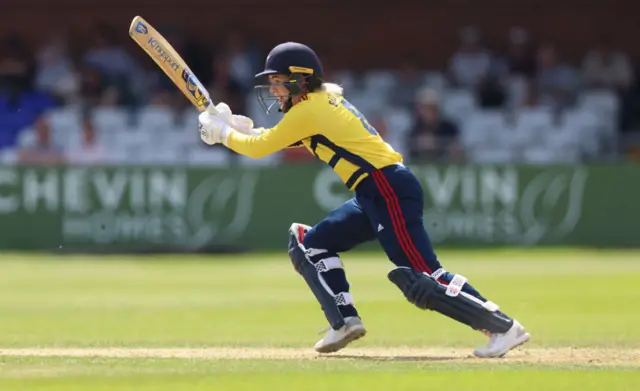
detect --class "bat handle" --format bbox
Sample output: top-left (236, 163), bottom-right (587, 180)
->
top-left (205, 104), bottom-right (218, 115)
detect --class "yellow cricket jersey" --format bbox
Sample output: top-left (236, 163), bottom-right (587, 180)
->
top-left (226, 90), bottom-right (403, 190)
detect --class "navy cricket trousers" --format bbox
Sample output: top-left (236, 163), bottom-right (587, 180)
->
top-left (303, 164), bottom-right (485, 317)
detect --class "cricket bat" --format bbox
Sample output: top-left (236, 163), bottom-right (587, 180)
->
top-left (128, 15), bottom-right (217, 114)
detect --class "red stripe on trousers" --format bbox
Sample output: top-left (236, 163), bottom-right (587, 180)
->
top-left (372, 171), bottom-right (429, 273)
top-left (373, 172), bottom-right (449, 286)
top-left (374, 172), bottom-right (449, 285)
top-left (370, 172), bottom-right (420, 271)
top-left (373, 171), bottom-right (435, 275)
top-left (372, 171), bottom-right (424, 270)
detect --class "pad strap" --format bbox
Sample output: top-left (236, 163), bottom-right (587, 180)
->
top-left (446, 274), bottom-right (467, 297)
top-left (314, 256), bottom-right (343, 273)
top-left (429, 268), bottom-right (468, 297)
top-left (430, 268), bottom-right (446, 280)
top-left (335, 292), bottom-right (354, 306)
top-left (307, 248), bottom-right (328, 257)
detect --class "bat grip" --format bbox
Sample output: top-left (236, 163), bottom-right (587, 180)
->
top-left (205, 104), bottom-right (218, 115)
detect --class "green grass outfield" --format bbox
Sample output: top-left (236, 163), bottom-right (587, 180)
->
top-left (0, 249), bottom-right (638, 390)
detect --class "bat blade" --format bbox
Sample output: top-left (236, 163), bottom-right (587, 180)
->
top-left (128, 15), bottom-right (217, 114)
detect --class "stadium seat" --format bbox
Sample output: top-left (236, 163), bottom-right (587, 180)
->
top-left (578, 89), bottom-right (620, 115)
top-left (522, 146), bottom-right (558, 164)
top-left (0, 149), bottom-right (18, 164)
top-left (331, 70), bottom-right (358, 91)
top-left (362, 71), bottom-right (397, 94)
top-left (187, 146), bottom-right (231, 166)
top-left (546, 125), bottom-right (582, 162)
top-left (461, 110), bottom-right (515, 162)
top-left (137, 106), bottom-right (176, 133)
top-left (164, 130), bottom-right (199, 150)
top-left (113, 127), bottom-right (152, 162)
top-left (45, 106), bottom-right (83, 147)
top-left (175, 107), bottom-right (208, 149)
top-left (137, 144), bottom-right (184, 164)
top-left (460, 110), bottom-right (508, 146)
top-left (505, 76), bottom-right (529, 110)
top-left (471, 147), bottom-right (516, 163)
top-left (16, 126), bottom-right (36, 148)
top-left (17, 124), bottom-right (78, 151)
top-left (577, 90), bottom-right (620, 136)
top-left (518, 123), bottom-right (581, 164)
top-left (560, 109), bottom-right (602, 156)
top-left (421, 72), bottom-right (448, 92)
top-left (441, 89), bottom-right (477, 126)
top-left (513, 107), bottom-right (554, 148)
top-left (381, 107), bottom-right (413, 157)
top-left (345, 90), bottom-right (385, 119)
top-left (45, 106), bottom-right (82, 133)
top-left (178, 107), bottom-right (200, 129)
top-left (91, 107), bottom-right (130, 133)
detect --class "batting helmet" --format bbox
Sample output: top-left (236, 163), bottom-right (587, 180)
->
top-left (254, 42), bottom-right (324, 114)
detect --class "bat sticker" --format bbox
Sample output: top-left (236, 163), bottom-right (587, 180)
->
top-left (135, 22), bottom-right (148, 34)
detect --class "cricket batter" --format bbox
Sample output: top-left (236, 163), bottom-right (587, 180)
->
top-left (198, 42), bottom-right (530, 358)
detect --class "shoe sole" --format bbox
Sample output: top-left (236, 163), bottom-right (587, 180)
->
top-left (497, 332), bottom-right (531, 358)
top-left (474, 332), bottom-right (531, 358)
top-left (315, 327), bottom-right (367, 354)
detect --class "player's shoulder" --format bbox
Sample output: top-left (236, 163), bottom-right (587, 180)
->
top-left (305, 90), bottom-right (347, 113)
top-left (306, 90), bottom-right (331, 104)
top-left (287, 91), bottom-right (332, 116)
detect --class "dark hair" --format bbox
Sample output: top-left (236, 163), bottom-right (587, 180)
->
top-left (307, 75), bottom-right (323, 92)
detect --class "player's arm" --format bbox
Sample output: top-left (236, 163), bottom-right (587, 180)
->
top-left (243, 129), bottom-right (303, 149)
top-left (225, 104), bottom-right (315, 159)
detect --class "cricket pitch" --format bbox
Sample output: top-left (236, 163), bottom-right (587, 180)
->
top-left (1, 347), bottom-right (638, 367)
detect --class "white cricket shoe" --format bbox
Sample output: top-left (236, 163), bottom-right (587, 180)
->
top-left (473, 319), bottom-right (530, 358)
top-left (314, 316), bottom-right (366, 353)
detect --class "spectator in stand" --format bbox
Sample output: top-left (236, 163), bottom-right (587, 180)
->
top-left (78, 64), bottom-right (117, 109)
top-left (477, 44), bottom-right (507, 109)
top-left (17, 115), bottom-right (64, 165)
top-left (447, 26), bottom-right (492, 90)
top-left (503, 27), bottom-right (537, 80)
top-left (534, 43), bottom-right (580, 111)
top-left (148, 87), bottom-right (174, 108)
top-left (490, 27), bottom-right (537, 110)
top-left (209, 55), bottom-right (246, 116)
top-left (221, 30), bottom-right (260, 94)
top-left (408, 88), bottom-right (463, 162)
top-left (34, 33), bottom-right (79, 105)
top-left (581, 35), bottom-right (636, 131)
top-left (65, 117), bottom-right (108, 165)
top-left (627, 66), bottom-right (640, 132)
top-left (582, 35), bottom-right (634, 91)
top-left (82, 24), bottom-right (146, 106)
top-left (390, 57), bottom-right (423, 109)
top-left (0, 36), bottom-right (56, 152)
top-left (476, 74), bottom-right (506, 109)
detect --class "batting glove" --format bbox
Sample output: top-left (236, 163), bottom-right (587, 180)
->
top-left (198, 111), bottom-right (233, 146)
top-left (213, 102), bottom-right (260, 135)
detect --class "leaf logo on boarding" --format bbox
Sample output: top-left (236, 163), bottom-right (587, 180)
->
top-left (418, 166), bottom-right (590, 245)
top-left (185, 172), bottom-right (259, 249)
top-left (135, 22), bottom-right (148, 34)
